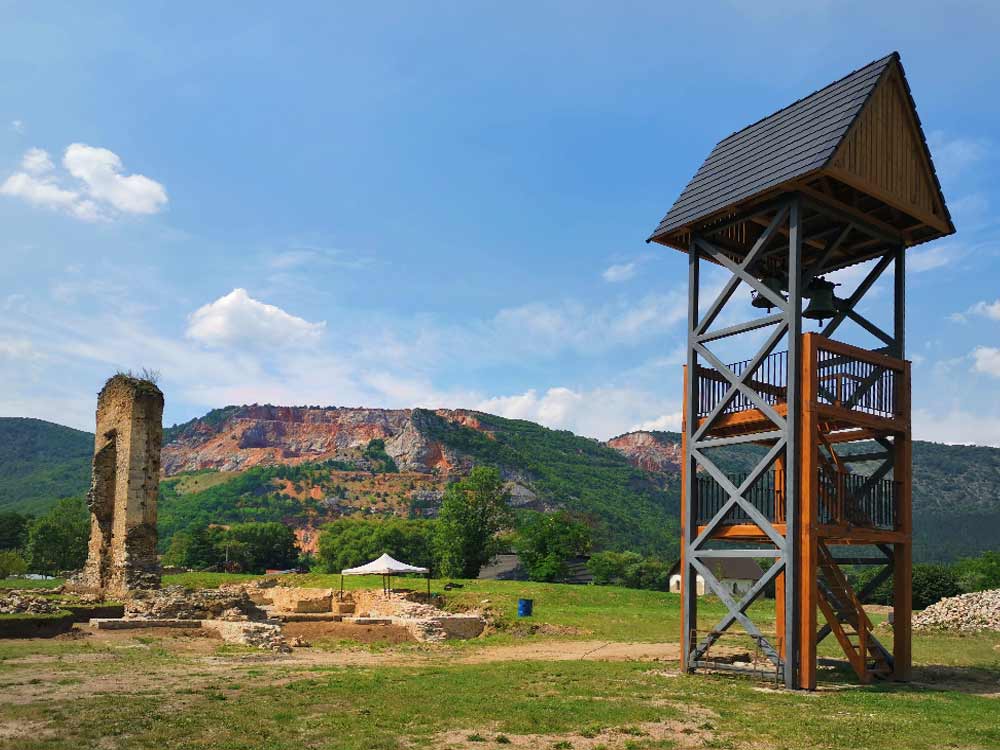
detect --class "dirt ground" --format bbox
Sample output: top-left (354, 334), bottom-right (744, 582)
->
top-left (281, 620), bottom-right (415, 644)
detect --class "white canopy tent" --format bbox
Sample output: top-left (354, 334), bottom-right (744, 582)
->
top-left (340, 553), bottom-right (430, 595)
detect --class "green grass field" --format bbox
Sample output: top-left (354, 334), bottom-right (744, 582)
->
top-left (1, 574), bottom-right (998, 749)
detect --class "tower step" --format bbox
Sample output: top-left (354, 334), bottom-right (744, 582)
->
top-left (817, 541), bottom-right (893, 683)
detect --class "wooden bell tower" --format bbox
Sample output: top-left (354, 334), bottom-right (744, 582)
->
top-left (648, 52), bottom-right (954, 689)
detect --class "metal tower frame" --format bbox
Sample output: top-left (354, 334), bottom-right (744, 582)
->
top-left (679, 193), bottom-right (909, 689)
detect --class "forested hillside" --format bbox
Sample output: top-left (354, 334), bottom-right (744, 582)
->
top-left (2, 412), bottom-right (999, 562)
top-left (0, 418), bottom-right (92, 513)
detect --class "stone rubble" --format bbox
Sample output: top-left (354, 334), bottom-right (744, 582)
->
top-left (0, 591), bottom-right (62, 615)
top-left (912, 589), bottom-right (1000, 632)
top-left (124, 585), bottom-right (267, 622)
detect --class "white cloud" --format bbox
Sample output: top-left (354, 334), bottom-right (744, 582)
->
top-left (913, 407), bottom-right (1000, 447)
top-left (476, 385), bottom-right (680, 440)
top-left (21, 147), bottom-right (53, 174)
top-left (631, 412), bottom-right (682, 432)
top-left (927, 131), bottom-right (989, 183)
top-left (967, 299), bottom-right (1000, 321)
top-left (971, 346), bottom-right (1000, 378)
top-left (186, 288), bottom-right (326, 349)
top-left (0, 171), bottom-right (82, 214)
top-left (63, 143), bottom-right (167, 215)
top-left (10, 119), bottom-right (24, 134)
top-left (0, 144), bottom-right (167, 221)
top-left (602, 262), bottom-right (636, 283)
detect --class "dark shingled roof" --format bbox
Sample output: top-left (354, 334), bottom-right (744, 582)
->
top-left (649, 53), bottom-right (898, 242)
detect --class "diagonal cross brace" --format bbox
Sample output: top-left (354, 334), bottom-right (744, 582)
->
top-left (693, 334), bottom-right (788, 440)
top-left (822, 252), bottom-right (894, 339)
top-left (690, 438), bottom-right (787, 551)
top-left (696, 238), bottom-right (789, 313)
top-left (695, 206), bottom-right (790, 336)
top-left (692, 447), bottom-right (787, 549)
top-left (690, 556), bottom-right (785, 666)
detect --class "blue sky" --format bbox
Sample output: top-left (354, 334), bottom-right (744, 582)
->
top-left (1, 2), bottom-right (998, 443)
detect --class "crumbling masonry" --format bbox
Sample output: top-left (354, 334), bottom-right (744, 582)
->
top-left (79, 375), bottom-right (164, 596)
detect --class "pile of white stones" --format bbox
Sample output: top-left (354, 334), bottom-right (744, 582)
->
top-left (912, 589), bottom-right (1000, 632)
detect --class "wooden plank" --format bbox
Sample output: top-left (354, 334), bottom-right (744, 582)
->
top-left (774, 453), bottom-right (786, 662)
top-left (797, 182), bottom-right (905, 242)
top-left (798, 333), bottom-right (818, 690)
top-left (824, 62), bottom-right (952, 237)
top-left (695, 523), bottom-right (788, 541)
top-left (893, 359), bottom-right (913, 680)
top-left (813, 404), bottom-right (908, 433)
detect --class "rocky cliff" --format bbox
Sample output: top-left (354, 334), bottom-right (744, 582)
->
top-left (161, 405), bottom-right (488, 476)
top-left (606, 431), bottom-right (683, 474)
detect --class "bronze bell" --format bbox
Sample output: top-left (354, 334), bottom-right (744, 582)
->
top-left (803, 279), bottom-right (839, 321)
top-left (751, 276), bottom-right (786, 310)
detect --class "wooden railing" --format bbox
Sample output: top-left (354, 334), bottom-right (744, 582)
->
top-left (813, 339), bottom-right (904, 420)
top-left (694, 336), bottom-right (907, 423)
top-left (817, 467), bottom-right (899, 530)
top-left (695, 350), bottom-right (788, 419)
top-left (694, 467), bottom-right (898, 530)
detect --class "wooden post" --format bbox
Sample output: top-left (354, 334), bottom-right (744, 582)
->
top-left (774, 455), bottom-right (786, 661)
top-left (893, 359), bottom-right (913, 680)
top-left (798, 333), bottom-right (819, 690)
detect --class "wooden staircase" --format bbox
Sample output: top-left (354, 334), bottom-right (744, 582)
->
top-left (816, 542), bottom-right (893, 683)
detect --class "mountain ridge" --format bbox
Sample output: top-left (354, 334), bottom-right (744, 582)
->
top-left (3, 409), bottom-right (999, 562)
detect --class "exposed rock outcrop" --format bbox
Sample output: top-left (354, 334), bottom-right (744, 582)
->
top-left (161, 405), bottom-right (472, 476)
top-left (606, 431), bottom-right (683, 474)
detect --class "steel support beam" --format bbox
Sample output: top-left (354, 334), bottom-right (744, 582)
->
top-left (783, 197), bottom-right (803, 689)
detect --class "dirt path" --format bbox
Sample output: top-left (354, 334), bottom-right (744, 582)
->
top-left (457, 640), bottom-right (681, 664)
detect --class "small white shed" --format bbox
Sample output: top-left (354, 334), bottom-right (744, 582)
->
top-left (668, 558), bottom-right (765, 597)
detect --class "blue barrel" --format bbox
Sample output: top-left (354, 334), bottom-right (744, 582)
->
top-left (517, 598), bottom-right (533, 617)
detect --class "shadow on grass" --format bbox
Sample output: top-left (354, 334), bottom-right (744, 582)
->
top-left (815, 659), bottom-right (1000, 697)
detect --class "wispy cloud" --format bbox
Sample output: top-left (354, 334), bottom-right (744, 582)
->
top-left (927, 131), bottom-right (990, 184)
top-left (476, 384), bottom-right (680, 440)
top-left (951, 298), bottom-right (1000, 323)
top-left (266, 246), bottom-right (375, 271)
top-left (908, 243), bottom-right (960, 273)
top-left (602, 261), bottom-right (636, 283)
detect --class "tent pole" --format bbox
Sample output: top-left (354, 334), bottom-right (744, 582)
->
top-left (340, 574), bottom-right (343, 596)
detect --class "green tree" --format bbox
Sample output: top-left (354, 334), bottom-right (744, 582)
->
top-left (586, 550), bottom-right (670, 590)
top-left (161, 523), bottom-right (227, 570)
top-left (0, 511), bottom-right (31, 551)
top-left (953, 551), bottom-right (1000, 593)
top-left (224, 522), bottom-right (299, 573)
top-left (516, 511), bottom-right (591, 582)
top-left (0, 550), bottom-right (27, 579)
top-left (363, 439), bottom-right (399, 473)
top-left (911, 563), bottom-right (962, 609)
top-left (435, 467), bottom-right (513, 578)
top-left (24, 497), bottom-right (89, 575)
top-left (587, 550), bottom-right (644, 586)
top-left (317, 518), bottom-right (436, 573)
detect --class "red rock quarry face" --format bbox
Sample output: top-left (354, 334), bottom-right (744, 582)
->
top-left (159, 405), bottom-right (477, 477)
top-left (606, 431), bottom-right (682, 474)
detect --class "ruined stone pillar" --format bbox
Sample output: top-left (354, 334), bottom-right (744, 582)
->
top-left (79, 374), bottom-right (164, 597)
